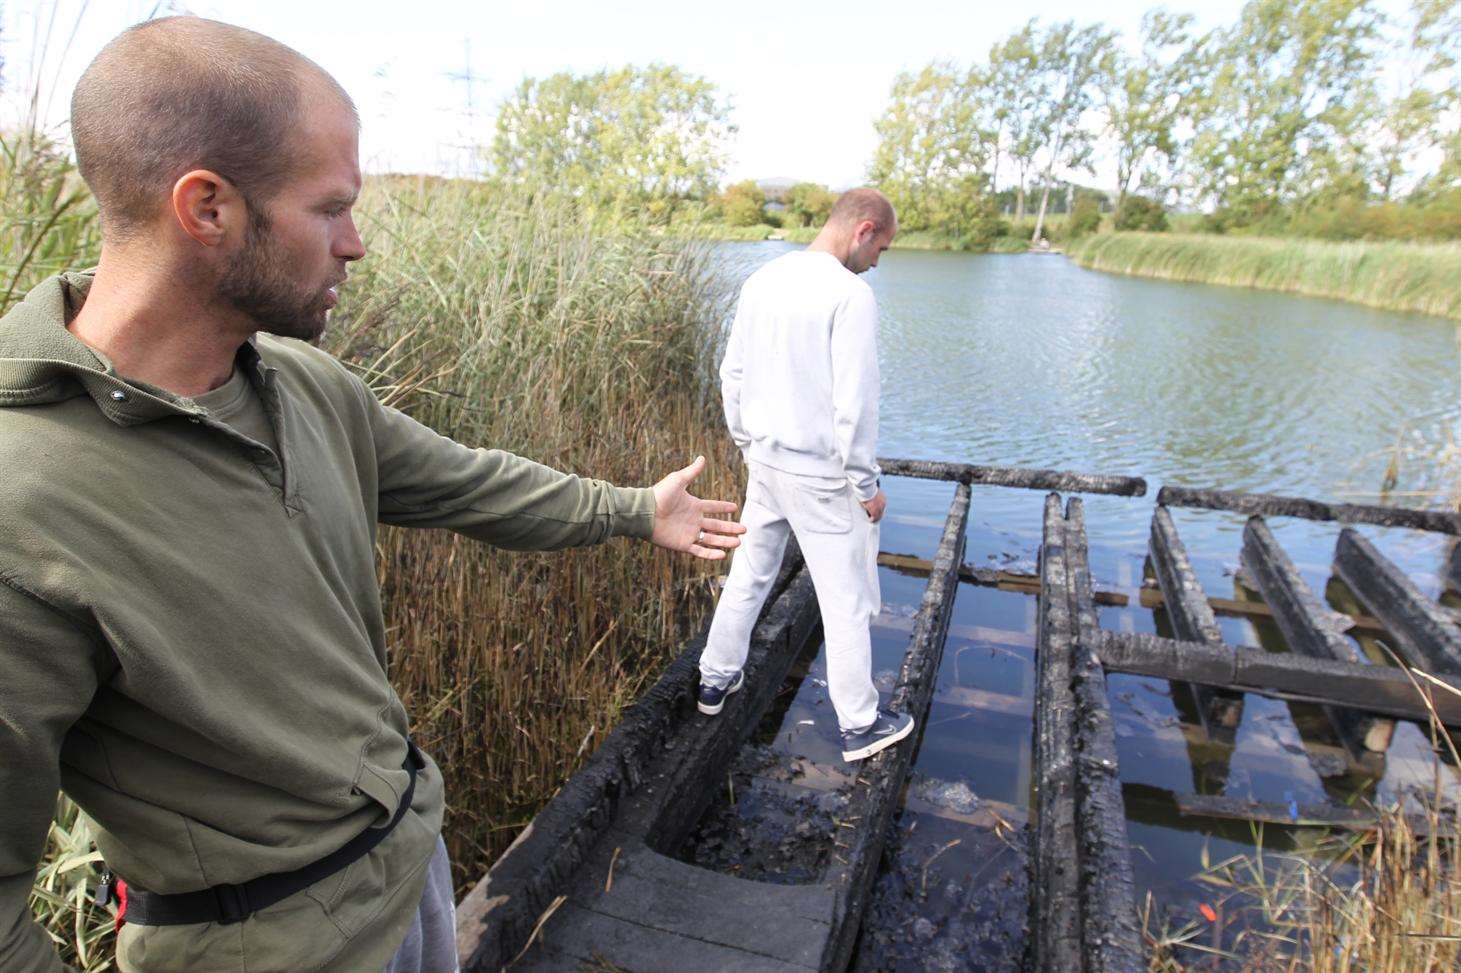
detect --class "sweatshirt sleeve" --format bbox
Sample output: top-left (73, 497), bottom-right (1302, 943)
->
top-left (358, 380), bottom-right (657, 549)
top-left (0, 577), bottom-right (93, 973)
top-left (719, 292), bottom-right (750, 454)
top-left (830, 283), bottom-right (881, 502)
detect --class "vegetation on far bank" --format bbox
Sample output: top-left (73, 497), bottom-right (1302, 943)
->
top-left (1066, 232), bottom-right (1461, 320)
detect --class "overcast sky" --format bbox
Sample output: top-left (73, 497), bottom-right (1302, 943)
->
top-left (1, 0), bottom-right (1394, 189)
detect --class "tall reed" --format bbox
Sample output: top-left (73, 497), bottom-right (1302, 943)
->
top-left (324, 177), bottom-right (743, 891)
top-left (1066, 233), bottom-right (1461, 321)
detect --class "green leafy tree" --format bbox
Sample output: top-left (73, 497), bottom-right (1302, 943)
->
top-left (719, 180), bottom-right (766, 227)
top-left (785, 182), bottom-right (837, 227)
top-left (1404, 0), bottom-right (1461, 196)
top-left (491, 64), bottom-right (734, 219)
top-left (1185, 0), bottom-right (1384, 224)
top-left (1027, 22), bottom-right (1118, 244)
top-left (987, 23), bottom-right (1044, 220)
top-left (1104, 11), bottom-right (1202, 213)
top-left (868, 62), bottom-right (992, 233)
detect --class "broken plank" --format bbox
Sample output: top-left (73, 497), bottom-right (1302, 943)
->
top-left (1334, 528), bottom-right (1461, 678)
top-left (1241, 516), bottom-right (1394, 755)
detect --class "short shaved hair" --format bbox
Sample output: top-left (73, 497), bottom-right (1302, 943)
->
top-left (826, 188), bottom-right (896, 233)
top-left (71, 16), bottom-right (356, 237)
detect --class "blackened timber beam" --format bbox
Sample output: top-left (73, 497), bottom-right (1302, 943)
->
top-left (819, 483), bottom-right (970, 973)
top-left (1334, 528), bottom-right (1461, 678)
top-left (878, 457), bottom-right (1147, 497)
top-left (1063, 499), bottom-right (1144, 973)
top-left (1241, 517), bottom-right (1395, 755)
top-left (1149, 507), bottom-right (1244, 740)
top-left (455, 544), bottom-right (813, 971)
top-left (1158, 484), bottom-right (1461, 535)
top-left (1097, 631), bottom-right (1461, 728)
top-left (1031, 494), bottom-right (1083, 973)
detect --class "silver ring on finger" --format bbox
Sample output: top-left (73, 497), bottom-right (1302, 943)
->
top-left (697, 530), bottom-right (705, 543)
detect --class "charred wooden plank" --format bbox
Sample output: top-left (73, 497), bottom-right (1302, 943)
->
top-left (1030, 493), bottom-right (1083, 973)
top-left (1240, 517), bottom-right (1394, 755)
top-left (1064, 498), bottom-right (1144, 973)
top-left (456, 546), bottom-right (815, 971)
top-left (878, 456), bottom-right (1147, 496)
top-left (1149, 506), bottom-right (1244, 741)
top-left (1158, 485), bottom-right (1461, 535)
top-left (1097, 631), bottom-right (1461, 727)
top-left (1334, 528), bottom-right (1461, 678)
top-left (819, 482), bottom-right (970, 973)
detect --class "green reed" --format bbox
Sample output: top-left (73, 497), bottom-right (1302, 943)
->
top-left (1067, 232), bottom-right (1461, 321)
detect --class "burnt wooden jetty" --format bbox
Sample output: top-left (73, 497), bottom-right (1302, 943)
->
top-left (454, 459), bottom-right (1461, 971)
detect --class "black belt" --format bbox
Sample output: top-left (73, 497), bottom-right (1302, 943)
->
top-left (100, 740), bottom-right (424, 927)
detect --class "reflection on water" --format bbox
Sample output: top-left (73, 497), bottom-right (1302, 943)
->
top-left (711, 242), bottom-right (1461, 964)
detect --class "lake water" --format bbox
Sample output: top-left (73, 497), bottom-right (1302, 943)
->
top-left (706, 241), bottom-right (1461, 968)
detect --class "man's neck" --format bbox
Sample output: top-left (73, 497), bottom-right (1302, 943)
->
top-left (806, 228), bottom-right (852, 270)
top-left (68, 245), bottom-right (250, 397)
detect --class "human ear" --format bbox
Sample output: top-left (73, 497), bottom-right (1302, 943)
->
top-left (171, 169), bottom-right (245, 248)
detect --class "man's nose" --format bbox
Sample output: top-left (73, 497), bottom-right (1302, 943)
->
top-left (336, 217), bottom-right (366, 262)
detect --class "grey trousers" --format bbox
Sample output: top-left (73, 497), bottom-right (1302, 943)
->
top-left (382, 837), bottom-right (459, 973)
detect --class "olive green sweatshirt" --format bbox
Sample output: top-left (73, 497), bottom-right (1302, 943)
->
top-left (0, 272), bottom-right (657, 972)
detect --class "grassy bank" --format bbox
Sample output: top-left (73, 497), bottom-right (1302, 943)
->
top-left (24, 176), bottom-right (741, 965)
top-left (1067, 232), bottom-right (1461, 321)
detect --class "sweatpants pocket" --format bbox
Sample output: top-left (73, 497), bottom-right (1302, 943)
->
top-left (792, 483), bottom-right (854, 534)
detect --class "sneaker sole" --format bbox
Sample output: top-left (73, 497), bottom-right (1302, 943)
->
top-left (841, 718), bottom-right (915, 762)
top-left (697, 675), bottom-right (744, 716)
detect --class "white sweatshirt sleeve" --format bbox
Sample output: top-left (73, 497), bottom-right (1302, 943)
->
top-left (830, 283), bottom-right (881, 501)
top-left (719, 296), bottom-right (751, 454)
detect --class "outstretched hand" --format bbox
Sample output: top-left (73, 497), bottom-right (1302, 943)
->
top-left (650, 456), bottom-right (746, 560)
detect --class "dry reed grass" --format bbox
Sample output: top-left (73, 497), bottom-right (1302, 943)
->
top-left (323, 177), bottom-right (743, 892)
top-left (1142, 673), bottom-right (1461, 971)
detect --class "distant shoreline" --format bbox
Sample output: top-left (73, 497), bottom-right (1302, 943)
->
top-left (1066, 232), bottom-right (1461, 321)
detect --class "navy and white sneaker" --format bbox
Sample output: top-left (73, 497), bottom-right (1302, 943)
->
top-left (697, 670), bottom-right (745, 715)
top-left (840, 710), bottom-right (915, 762)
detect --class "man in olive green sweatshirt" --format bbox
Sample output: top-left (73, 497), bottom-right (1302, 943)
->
top-left (0, 16), bottom-right (745, 973)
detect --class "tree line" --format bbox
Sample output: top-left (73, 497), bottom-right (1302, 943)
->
top-left (486, 0), bottom-right (1461, 243)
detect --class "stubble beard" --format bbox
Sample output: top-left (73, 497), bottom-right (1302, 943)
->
top-left (217, 203), bottom-right (331, 343)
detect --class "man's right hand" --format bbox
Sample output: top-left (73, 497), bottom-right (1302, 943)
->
top-left (861, 489), bottom-right (887, 523)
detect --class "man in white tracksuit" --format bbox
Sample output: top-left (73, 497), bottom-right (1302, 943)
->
top-left (697, 188), bottom-right (914, 763)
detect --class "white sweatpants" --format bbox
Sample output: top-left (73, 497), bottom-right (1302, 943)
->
top-left (700, 463), bottom-right (881, 733)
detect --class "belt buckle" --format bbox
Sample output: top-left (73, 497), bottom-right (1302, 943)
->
top-left (212, 883), bottom-right (252, 925)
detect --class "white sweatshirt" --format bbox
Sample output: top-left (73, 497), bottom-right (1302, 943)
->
top-left (720, 250), bottom-right (881, 501)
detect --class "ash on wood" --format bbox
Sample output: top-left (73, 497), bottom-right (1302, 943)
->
top-left (1097, 631), bottom-right (1461, 727)
top-left (1149, 506), bottom-right (1244, 743)
top-left (878, 457), bottom-right (1147, 496)
top-left (1029, 494), bottom-right (1143, 973)
top-left (1158, 484), bottom-right (1461, 535)
top-left (820, 482), bottom-right (971, 972)
top-left (1240, 516), bottom-right (1395, 756)
top-left (1334, 527), bottom-right (1461, 678)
